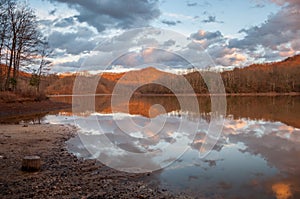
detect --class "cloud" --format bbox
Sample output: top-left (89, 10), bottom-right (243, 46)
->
top-left (202, 15), bottom-right (224, 23)
top-left (253, 3), bottom-right (265, 8)
top-left (208, 45), bottom-right (235, 59)
top-left (64, 28), bottom-right (221, 71)
top-left (188, 1), bottom-right (211, 7)
top-left (112, 48), bottom-right (188, 68)
top-left (267, 0), bottom-right (289, 6)
top-left (229, 0), bottom-right (300, 58)
top-left (49, 26), bottom-right (250, 72)
top-left (163, 12), bottom-right (194, 20)
top-left (190, 30), bottom-right (223, 42)
top-left (49, 9), bottom-right (57, 15)
top-left (208, 46), bottom-right (247, 66)
top-left (187, 2), bottom-right (197, 7)
top-left (163, 39), bottom-right (176, 47)
top-left (161, 19), bottom-right (181, 26)
top-left (48, 0), bottom-right (161, 32)
top-left (38, 19), bottom-right (54, 28)
top-left (48, 29), bottom-right (97, 55)
top-left (54, 17), bottom-right (76, 28)
top-left (189, 30), bottom-right (247, 67)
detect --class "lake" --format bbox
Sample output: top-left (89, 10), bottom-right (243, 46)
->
top-left (30, 96), bottom-right (300, 198)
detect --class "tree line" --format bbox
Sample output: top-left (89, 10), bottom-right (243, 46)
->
top-left (131, 56), bottom-right (300, 95)
top-left (0, 0), bottom-right (51, 92)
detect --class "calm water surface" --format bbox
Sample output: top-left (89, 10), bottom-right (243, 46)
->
top-left (29, 96), bottom-right (300, 198)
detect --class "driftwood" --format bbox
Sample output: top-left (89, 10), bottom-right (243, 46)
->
top-left (21, 156), bottom-right (41, 172)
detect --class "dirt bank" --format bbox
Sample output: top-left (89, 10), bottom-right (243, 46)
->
top-left (0, 124), bottom-right (191, 199)
top-left (0, 99), bottom-right (71, 124)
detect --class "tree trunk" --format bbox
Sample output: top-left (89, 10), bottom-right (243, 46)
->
top-left (21, 155), bottom-right (41, 172)
top-left (4, 33), bottom-right (16, 90)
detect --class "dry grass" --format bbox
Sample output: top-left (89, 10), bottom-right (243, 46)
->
top-left (0, 91), bottom-right (19, 103)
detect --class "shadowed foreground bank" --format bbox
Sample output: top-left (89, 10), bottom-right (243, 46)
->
top-left (0, 124), bottom-right (192, 199)
top-left (0, 92), bottom-right (71, 124)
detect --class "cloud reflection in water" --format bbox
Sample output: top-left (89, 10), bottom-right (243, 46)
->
top-left (46, 112), bottom-right (300, 198)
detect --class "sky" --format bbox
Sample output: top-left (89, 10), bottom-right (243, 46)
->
top-left (26, 0), bottom-right (300, 73)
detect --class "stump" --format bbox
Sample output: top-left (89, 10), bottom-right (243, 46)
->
top-left (21, 156), bottom-right (41, 172)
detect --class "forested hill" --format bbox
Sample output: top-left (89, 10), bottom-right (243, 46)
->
top-left (44, 54), bottom-right (300, 95)
top-left (220, 54), bottom-right (300, 93)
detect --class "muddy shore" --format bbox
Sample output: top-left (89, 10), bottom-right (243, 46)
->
top-left (0, 99), bottom-right (71, 124)
top-left (0, 124), bottom-right (192, 199)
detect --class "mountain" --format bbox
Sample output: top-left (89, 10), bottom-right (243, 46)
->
top-left (102, 67), bottom-right (175, 84)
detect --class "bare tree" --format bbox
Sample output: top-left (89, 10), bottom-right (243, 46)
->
top-left (0, 1), bottom-right (7, 62)
top-left (2, 0), bottom-right (41, 91)
top-left (30, 40), bottom-right (52, 93)
top-left (0, 0), bottom-right (13, 90)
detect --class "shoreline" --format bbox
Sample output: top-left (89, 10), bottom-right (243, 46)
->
top-left (0, 99), bottom-right (71, 124)
top-left (136, 92), bottom-right (300, 97)
top-left (48, 92), bottom-right (300, 97)
top-left (0, 124), bottom-right (188, 198)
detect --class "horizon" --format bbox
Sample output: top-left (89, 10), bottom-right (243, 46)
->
top-left (14, 53), bottom-right (300, 76)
